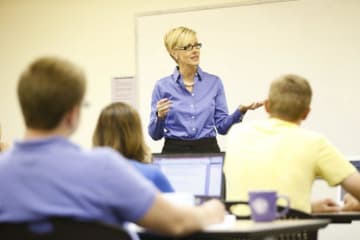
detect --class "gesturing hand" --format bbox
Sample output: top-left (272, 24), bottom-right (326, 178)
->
top-left (239, 101), bottom-right (264, 114)
top-left (156, 98), bottom-right (172, 119)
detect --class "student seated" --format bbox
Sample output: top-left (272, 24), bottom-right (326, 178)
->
top-left (93, 102), bottom-right (174, 192)
top-left (0, 56), bottom-right (225, 237)
top-left (224, 74), bottom-right (360, 214)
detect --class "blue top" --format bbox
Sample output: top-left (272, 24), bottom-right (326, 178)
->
top-left (148, 66), bottom-right (244, 140)
top-left (130, 160), bottom-right (174, 193)
top-left (0, 137), bottom-right (157, 226)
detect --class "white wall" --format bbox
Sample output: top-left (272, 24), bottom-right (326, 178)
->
top-left (0, 1), bottom-right (359, 239)
top-left (136, 0), bottom-right (360, 155)
top-left (0, 0), bottom-right (243, 147)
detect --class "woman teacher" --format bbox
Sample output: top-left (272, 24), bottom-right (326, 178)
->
top-left (148, 26), bottom-right (263, 153)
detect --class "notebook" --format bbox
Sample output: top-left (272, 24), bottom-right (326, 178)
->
top-left (152, 152), bottom-right (225, 199)
top-left (337, 157), bottom-right (360, 204)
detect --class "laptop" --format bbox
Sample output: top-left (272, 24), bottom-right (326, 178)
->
top-left (337, 157), bottom-right (360, 205)
top-left (152, 152), bottom-right (225, 200)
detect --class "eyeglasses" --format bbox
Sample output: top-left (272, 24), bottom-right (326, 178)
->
top-left (175, 43), bottom-right (202, 51)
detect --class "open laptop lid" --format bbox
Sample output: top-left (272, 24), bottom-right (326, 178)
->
top-left (152, 152), bottom-right (225, 200)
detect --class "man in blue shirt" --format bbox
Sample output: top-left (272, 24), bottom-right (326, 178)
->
top-left (0, 56), bottom-right (225, 238)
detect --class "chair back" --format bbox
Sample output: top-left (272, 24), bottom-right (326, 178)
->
top-left (0, 217), bottom-right (133, 240)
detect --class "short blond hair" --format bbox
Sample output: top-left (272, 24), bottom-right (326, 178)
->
top-left (164, 26), bottom-right (197, 62)
top-left (268, 74), bottom-right (312, 121)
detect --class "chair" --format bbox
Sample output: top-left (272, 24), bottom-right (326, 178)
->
top-left (0, 217), bottom-right (133, 240)
top-left (225, 201), bottom-right (317, 240)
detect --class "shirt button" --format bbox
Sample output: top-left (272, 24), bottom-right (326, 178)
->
top-left (192, 128), bottom-right (196, 131)
top-left (192, 116), bottom-right (195, 119)
top-left (192, 93), bottom-right (195, 96)
top-left (190, 104), bottom-right (194, 108)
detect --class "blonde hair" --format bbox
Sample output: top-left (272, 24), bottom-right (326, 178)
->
top-left (164, 26), bottom-right (197, 62)
top-left (93, 102), bottom-right (151, 163)
top-left (268, 74), bottom-right (312, 121)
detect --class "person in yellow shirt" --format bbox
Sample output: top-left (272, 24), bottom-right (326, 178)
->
top-left (224, 74), bottom-right (360, 213)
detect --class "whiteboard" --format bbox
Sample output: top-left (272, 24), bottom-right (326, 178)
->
top-left (136, 0), bottom-right (360, 154)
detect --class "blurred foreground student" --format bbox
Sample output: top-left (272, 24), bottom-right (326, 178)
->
top-left (93, 102), bottom-right (174, 192)
top-left (224, 74), bottom-right (360, 213)
top-left (0, 56), bottom-right (225, 237)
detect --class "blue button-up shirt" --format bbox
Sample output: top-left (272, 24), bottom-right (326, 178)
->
top-left (0, 137), bottom-right (157, 234)
top-left (148, 67), bottom-right (244, 140)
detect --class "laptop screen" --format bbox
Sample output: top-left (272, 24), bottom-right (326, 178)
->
top-left (152, 153), bottom-right (225, 199)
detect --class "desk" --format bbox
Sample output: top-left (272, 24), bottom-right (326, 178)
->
top-left (312, 211), bottom-right (360, 224)
top-left (138, 219), bottom-right (329, 240)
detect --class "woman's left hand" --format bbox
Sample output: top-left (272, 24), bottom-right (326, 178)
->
top-left (239, 101), bottom-right (264, 114)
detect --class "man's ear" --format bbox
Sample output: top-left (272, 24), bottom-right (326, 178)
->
top-left (63, 105), bottom-right (81, 132)
top-left (301, 107), bottom-right (311, 120)
top-left (264, 99), bottom-right (271, 114)
top-left (70, 105), bottom-right (81, 128)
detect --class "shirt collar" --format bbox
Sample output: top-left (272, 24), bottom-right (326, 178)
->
top-left (14, 136), bottom-right (76, 150)
top-left (269, 117), bottom-right (300, 127)
top-left (172, 66), bottom-right (204, 83)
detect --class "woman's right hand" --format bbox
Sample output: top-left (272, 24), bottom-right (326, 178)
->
top-left (156, 98), bottom-right (172, 119)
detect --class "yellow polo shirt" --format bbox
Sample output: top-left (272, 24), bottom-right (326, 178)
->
top-left (224, 118), bottom-right (356, 213)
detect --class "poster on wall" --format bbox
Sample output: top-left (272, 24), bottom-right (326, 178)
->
top-left (111, 76), bottom-right (137, 107)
